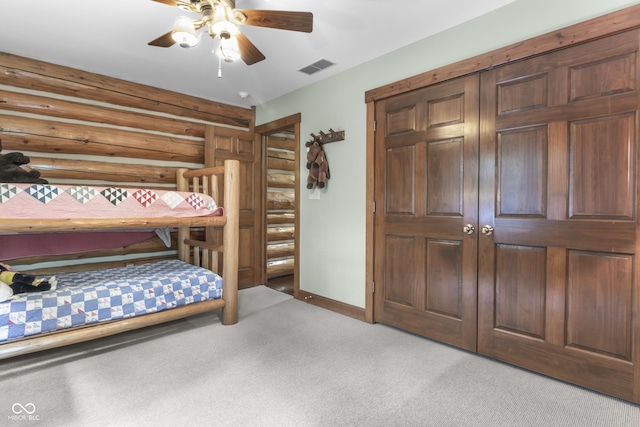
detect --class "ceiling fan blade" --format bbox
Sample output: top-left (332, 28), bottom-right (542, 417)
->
top-left (239, 10), bottom-right (313, 33)
top-left (151, 0), bottom-right (180, 6)
top-left (148, 30), bottom-right (176, 48)
top-left (237, 33), bottom-right (266, 65)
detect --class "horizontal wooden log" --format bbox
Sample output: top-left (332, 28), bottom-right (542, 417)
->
top-left (267, 226), bottom-right (294, 241)
top-left (267, 191), bottom-right (295, 210)
top-left (0, 89), bottom-right (207, 138)
top-left (267, 213), bottom-right (295, 225)
top-left (268, 135), bottom-right (296, 151)
top-left (0, 52), bottom-right (253, 128)
top-left (267, 173), bottom-right (295, 189)
top-left (268, 157), bottom-right (294, 171)
top-left (0, 114), bottom-right (203, 163)
top-left (1, 216), bottom-right (226, 233)
top-left (267, 190), bottom-right (294, 203)
top-left (30, 156), bottom-right (178, 185)
top-left (267, 149), bottom-right (295, 161)
top-left (267, 257), bottom-right (294, 279)
top-left (267, 242), bottom-right (295, 259)
top-left (268, 201), bottom-right (295, 211)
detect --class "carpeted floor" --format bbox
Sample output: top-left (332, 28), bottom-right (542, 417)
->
top-left (0, 286), bottom-right (638, 427)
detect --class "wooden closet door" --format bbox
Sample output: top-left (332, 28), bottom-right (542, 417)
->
top-left (374, 75), bottom-right (479, 351)
top-left (478, 29), bottom-right (640, 403)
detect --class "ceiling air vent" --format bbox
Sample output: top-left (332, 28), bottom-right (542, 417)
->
top-left (299, 59), bottom-right (335, 75)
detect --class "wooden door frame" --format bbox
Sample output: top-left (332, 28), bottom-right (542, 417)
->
top-left (256, 113), bottom-right (301, 296)
top-left (365, 4), bottom-right (640, 324)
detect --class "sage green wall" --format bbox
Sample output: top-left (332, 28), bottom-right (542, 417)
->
top-left (256, 0), bottom-right (640, 308)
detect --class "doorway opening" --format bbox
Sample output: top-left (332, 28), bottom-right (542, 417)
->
top-left (255, 114), bottom-right (301, 298)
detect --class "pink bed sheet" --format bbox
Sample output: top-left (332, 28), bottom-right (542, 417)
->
top-left (0, 232), bottom-right (157, 260)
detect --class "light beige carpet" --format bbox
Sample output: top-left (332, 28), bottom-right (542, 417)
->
top-left (0, 286), bottom-right (638, 426)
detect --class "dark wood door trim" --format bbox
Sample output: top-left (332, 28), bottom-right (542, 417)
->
top-left (255, 113), bottom-right (302, 134)
top-left (365, 101), bottom-right (375, 323)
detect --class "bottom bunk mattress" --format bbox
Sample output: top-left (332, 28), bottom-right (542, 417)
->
top-left (0, 259), bottom-right (223, 343)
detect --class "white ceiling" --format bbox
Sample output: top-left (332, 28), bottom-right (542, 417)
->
top-left (0, 0), bottom-right (517, 108)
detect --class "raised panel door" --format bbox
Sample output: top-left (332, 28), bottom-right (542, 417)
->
top-left (205, 125), bottom-right (263, 288)
top-left (374, 75), bottom-right (479, 351)
top-left (478, 29), bottom-right (640, 403)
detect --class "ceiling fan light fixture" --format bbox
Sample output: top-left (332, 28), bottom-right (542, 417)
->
top-left (171, 16), bottom-right (199, 48)
top-left (149, 0), bottom-right (314, 68)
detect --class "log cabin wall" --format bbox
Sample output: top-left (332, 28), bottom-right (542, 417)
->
top-left (266, 133), bottom-right (295, 279)
top-left (0, 52), bottom-right (253, 273)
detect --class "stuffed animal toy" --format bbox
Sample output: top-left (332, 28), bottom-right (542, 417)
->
top-left (306, 140), bottom-right (322, 170)
top-left (0, 262), bottom-right (57, 302)
top-left (0, 139), bottom-right (48, 184)
top-left (306, 141), bottom-right (330, 189)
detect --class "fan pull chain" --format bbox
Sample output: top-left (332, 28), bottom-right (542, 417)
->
top-left (218, 54), bottom-right (223, 78)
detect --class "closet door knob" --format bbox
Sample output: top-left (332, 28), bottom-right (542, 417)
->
top-left (481, 225), bottom-right (494, 236)
top-left (462, 224), bottom-right (475, 235)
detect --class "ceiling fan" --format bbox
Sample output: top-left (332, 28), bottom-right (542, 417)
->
top-left (148, 0), bottom-right (313, 66)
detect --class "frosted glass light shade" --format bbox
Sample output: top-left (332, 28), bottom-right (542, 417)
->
top-left (218, 35), bottom-right (241, 62)
top-left (172, 16), bottom-right (199, 48)
top-left (211, 6), bottom-right (238, 39)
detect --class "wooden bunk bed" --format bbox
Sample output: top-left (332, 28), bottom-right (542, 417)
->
top-left (0, 159), bottom-right (239, 360)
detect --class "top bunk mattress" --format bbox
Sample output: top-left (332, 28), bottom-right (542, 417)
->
top-left (0, 260), bottom-right (223, 343)
top-left (0, 182), bottom-right (222, 220)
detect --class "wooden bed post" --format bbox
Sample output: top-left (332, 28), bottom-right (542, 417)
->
top-left (176, 168), bottom-right (190, 263)
top-left (222, 160), bottom-right (240, 325)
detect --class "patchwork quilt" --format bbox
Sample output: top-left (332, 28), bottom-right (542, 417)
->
top-left (0, 260), bottom-right (223, 343)
top-left (0, 183), bottom-right (222, 219)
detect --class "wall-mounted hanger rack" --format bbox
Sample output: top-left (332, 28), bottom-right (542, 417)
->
top-left (306, 128), bottom-right (345, 147)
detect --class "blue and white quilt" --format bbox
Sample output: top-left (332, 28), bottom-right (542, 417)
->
top-left (0, 260), bottom-right (223, 342)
